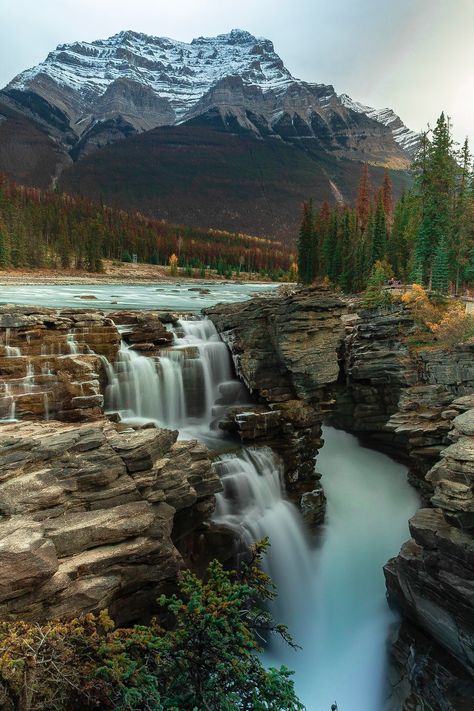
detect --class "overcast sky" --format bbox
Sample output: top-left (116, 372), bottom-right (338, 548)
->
top-left (1, 0), bottom-right (473, 144)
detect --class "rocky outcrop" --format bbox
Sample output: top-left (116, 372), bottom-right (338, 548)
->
top-left (109, 310), bottom-right (174, 354)
top-left (330, 305), bottom-right (474, 497)
top-left (207, 288), bottom-right (345, 509)
top-left (385, 408), bottom-right (474, 710)
top-left (0, 306), bottom-right (190, 422)
top-left (0, 419), bottom-right (221, 625)
top-left (0, 306), bottom-right (121, 421)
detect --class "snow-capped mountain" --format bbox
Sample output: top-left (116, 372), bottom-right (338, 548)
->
top-left (8, 29), bottom-right (293, 126)
top-left (339, 94), bottom-right (420, 155)
top-left (3, 29), bottom-right (418, 160)
top-left (0, 29), bottom-right (416, 240)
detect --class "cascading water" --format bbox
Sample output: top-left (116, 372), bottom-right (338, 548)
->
top-left (2, 328), bottom-right (21, 357)
top-left (101, 315), bottom-right (420, 709)
top-left (267, 427), bottom-right (419, 710)
top-left (213, 447), bottom-right (316, 651)
top-left (104, 318), bottom-right (248, 442)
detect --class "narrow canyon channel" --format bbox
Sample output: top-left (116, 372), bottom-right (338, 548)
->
top-left (97, 314), bottom-right (420, 709)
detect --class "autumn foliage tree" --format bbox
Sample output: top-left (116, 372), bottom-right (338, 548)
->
top-left (0, 175), bottom-right (292, 278)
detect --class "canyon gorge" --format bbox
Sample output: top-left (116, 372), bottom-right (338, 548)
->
top-left (0, 287), bottom-right (473, 709)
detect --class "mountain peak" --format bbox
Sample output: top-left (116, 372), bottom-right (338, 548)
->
top-left (6, 28), bottom-right (292, 124)
top-left (3, 29), bottom-right (418, 165)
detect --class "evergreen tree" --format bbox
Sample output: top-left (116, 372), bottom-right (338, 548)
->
top-left (382, 169), bottom-right (393, 227)
top-left (297, 200), bottom-right (315, 284)
top-left (0, 223), bottom-right (9, 268)
top-left (327, 210), bottom-right (341, 282)
top-left (451, 138), bottom-right (473, 293)
top-left (339, 209), bottom-right (354, 292)
top-left (412, 113), bottom-right (455, 287)
top-left (356, 163), bottom-right (371, 234)
top-left (372, 193), bottom-right (387, 263)
top-left (362, 262), bottom-right (392, 308)
top-left (388, 192), bottom-right (407, 278)
top-left (431, 234), bottom-right (450, 294)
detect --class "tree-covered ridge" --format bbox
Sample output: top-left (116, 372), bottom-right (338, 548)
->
top-left (298, 113), bottom-right (474, 295)
top-left (0, 175), bottom-right (292, 276)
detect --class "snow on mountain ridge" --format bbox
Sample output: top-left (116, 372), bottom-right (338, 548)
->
top-left (339, 93), bottom-right (420, 155)
top-left (5, 30), bottom-right (418, 156)
top-left (8, 29), bottom-right (293, 121)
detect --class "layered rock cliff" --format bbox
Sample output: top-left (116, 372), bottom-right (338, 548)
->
top-left (385, 406), bottom-right (474, 710)
top-left (207, 288), bottom-right (346, 520)
top-left (0, 419), bottom-right (220, 625)
top-left (330, 305), bottom-right (474, 498)
top-left (207, 290), bottom-right (474, 707)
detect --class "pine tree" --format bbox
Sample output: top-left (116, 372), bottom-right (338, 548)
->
top-left (382, 170), bottom-right (393, 228)
top-left (297, 200), bottom-right (315, 284)
top-left (0, 223), bottom-right (9, 268)
top-left (327, 210), bottom-right (341, 282)
top-left (412, 113), bottom-right (455, 287)
top-left (451, 138), bottom-right (473, 293)
top-left (388, 192), bottom-right (406, 278)
top-left (431, 234), bottom-right (450, 294)
top-left (362, 261), bottom-right (392, 308)
top-left (339, 209), bottom-right (354, 292)
top-left (372, 192), bottom-right (387, 263)
top-left (356, 163), bottom-right (371, 234)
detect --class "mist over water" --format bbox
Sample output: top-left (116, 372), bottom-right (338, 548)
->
top-left (268, 427), bottom-right (420, 711)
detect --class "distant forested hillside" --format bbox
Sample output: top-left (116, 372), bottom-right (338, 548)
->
top-left (0, 175), bottom-right (292, 276)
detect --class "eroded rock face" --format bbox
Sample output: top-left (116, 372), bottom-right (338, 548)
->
top-left (330, 306), bottom-right (474, 499)
top-left (108, 310), bottom-right (174, 354)
top-left (0, 306), bottom-right (121, 421)
top-left (385, 410), bottom-right (474, 709)
top-left (0, 419), bottom-right (221, 624)
top-left (206, 288), bottom-right (345, 502)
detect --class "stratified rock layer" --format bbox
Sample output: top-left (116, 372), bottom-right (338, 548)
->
top-left (0, 419), bottom-right (221, 625)
top-left (207, 287), bottom-right (345, 510)
top-left (0, 306), bottom-right (120, 421)
top-left (385, 410), bottom-right (474, 709)
top-left (331, 305), bottom-right (474, 498)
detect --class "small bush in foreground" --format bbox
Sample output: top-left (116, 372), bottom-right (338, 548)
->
top-left (0, 540), bottom-right (304, 711)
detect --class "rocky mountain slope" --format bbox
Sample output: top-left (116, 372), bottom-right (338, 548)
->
top-left (0, 30), bottom-right (416, 238)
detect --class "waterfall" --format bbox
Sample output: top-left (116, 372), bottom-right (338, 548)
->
top-left (23, 361), bottom-right (35, 392)
top-left (67, 332), bottom-right (79, 354)
top-left (213, 447), bottom-right (316, 651)
top-left (1, 383), bottom-right (16, 421)
top-left (102, 315), bottom-right (420, 708)
top-left (3, 328), bottom-right (21, 357)
top-left (104, 318), bottom-right (247, 439)
top-left (265, 426), bottom-right (420, 710)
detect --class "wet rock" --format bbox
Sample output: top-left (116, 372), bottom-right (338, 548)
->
top-left (109, 311), bottom-right (173, 352)
top-left (300, 485), bottom-right (326, 528)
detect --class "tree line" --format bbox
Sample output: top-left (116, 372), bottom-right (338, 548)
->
top-left (0, 176), bottom-right (292, 277)
top-left (297, 113), bottom-right (474, 295)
